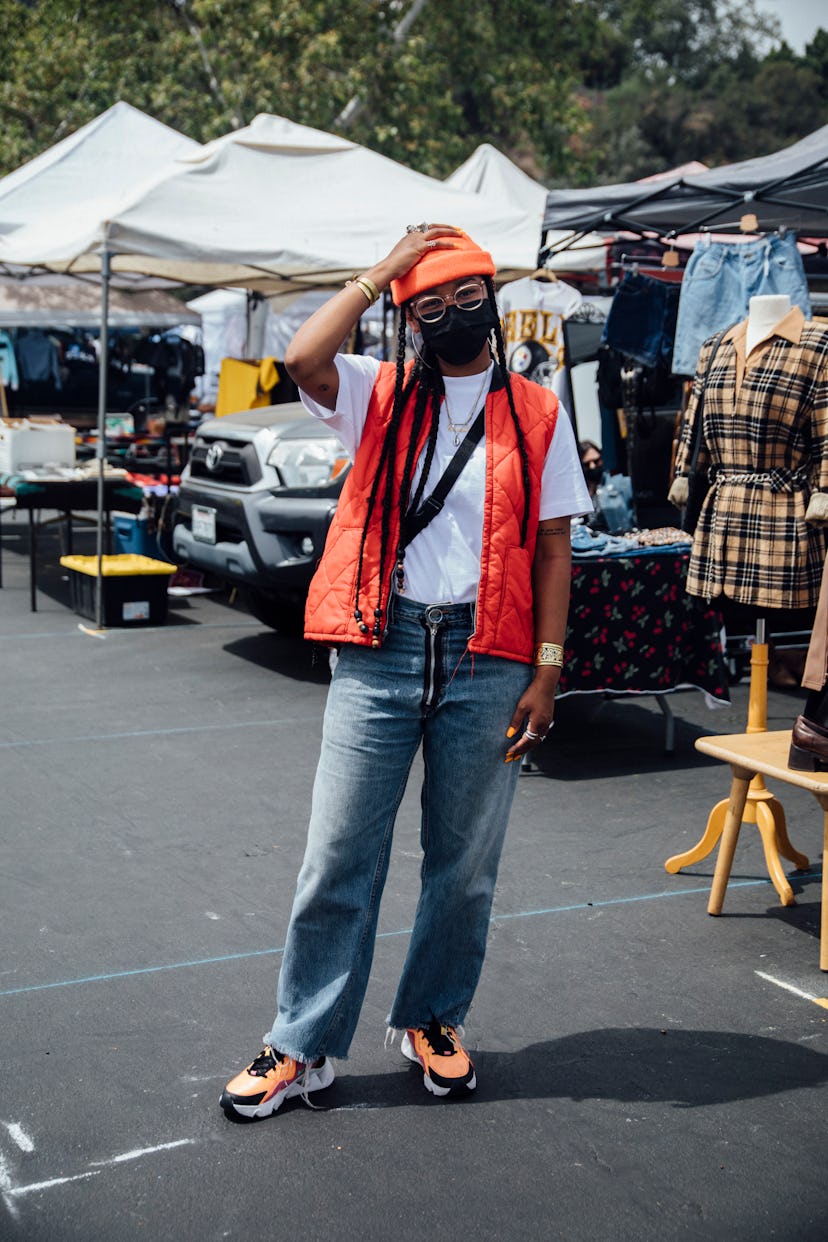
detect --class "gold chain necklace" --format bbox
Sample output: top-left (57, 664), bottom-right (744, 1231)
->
top-left (443, 369), bottom-right (489, 447)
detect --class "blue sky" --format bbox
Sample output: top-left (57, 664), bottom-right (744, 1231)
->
top-left (753, 0), bottom-right (826, 53)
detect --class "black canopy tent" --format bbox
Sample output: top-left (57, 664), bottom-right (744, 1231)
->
top-left (541, 123), bottom-right (828, 251)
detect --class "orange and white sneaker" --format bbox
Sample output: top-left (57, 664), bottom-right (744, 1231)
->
top-left (401, 1019), bottom-right (476, 1096)
top-left (220, 1045), bottom-right (334, 1120)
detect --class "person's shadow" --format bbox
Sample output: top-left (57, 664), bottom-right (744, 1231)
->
top-left (231, 1027), bottom-right (828, 1119)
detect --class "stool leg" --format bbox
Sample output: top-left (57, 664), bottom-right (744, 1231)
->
top-left (823, 812), bottom-right (828, 973)
top-left (754, 800), bottom-right (796, 907)
top-left (665, 801), bottom-right (727, 873)
top-left (817, 796), bottom-right (828, 973)
top-left (708, 768), bottom-right (753, 915)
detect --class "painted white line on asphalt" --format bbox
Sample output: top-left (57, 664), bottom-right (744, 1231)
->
top-left (9, 1171), bottom-right (100, 1197)
top-left (0, 1151), bottom-right (21, 1221)
top-left (4, 1137), bottom-right (196, 1210)
top-left (2, 1122), bottom-right (34, 1152)
top-left (755, 970), bottom-right (828, 1009)
top-left (89, 1138), bottom-right (196, 1167)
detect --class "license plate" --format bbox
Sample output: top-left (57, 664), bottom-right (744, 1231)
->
top-left (192, 504), bottom-right (217, 543)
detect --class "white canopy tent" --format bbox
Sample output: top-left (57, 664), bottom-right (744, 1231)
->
top-left (0, 113), bottom-right (540, 290)
top-left (0, 101), bottom-right (202, 299)
top-left (447, 143), bottom-right (607, 274)
top-left (0, 100), bottom-right (201, 237)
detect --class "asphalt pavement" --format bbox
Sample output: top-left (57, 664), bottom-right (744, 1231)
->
top-left (1, 507), bottom-right (827, 1241)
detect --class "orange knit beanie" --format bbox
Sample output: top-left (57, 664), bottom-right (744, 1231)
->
top-left (390, 229), bottom-right (496, 306)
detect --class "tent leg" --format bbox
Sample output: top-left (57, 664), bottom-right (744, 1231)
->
top-left (95, 247), bottom-right (111, 631)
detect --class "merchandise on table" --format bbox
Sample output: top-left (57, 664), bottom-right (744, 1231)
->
top-left (0, 416), bottom-right (76, 472)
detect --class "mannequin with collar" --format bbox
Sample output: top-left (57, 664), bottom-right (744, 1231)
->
top-left (746, 293), bottom-right (792, 355)
top-left (744, 293), bottom-right (828, 523)
top-left (669, 294), bottom-right (828, 522)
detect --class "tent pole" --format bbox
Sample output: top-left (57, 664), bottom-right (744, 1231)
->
top-left (95, 244), bottom-right (111, 630)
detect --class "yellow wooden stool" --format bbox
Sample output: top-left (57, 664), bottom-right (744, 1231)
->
top-left (689, 729), bottom-right (828, 970)
top-left (665, 641), bottom-right (809, 896)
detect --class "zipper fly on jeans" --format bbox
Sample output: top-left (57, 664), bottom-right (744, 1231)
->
top-left (421, 606), bottom-right (447, 712)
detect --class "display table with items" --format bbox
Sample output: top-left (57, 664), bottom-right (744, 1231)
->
top-left (558, 530), bottom-right (731, 751)
top-left (0, 468), bottom-right (144, 609)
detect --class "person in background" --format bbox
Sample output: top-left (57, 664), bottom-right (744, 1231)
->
top-left (220, 223), bottom-right (590, 1121)
top-left (579, 439), bottom-right (605, 499)
top-left (578, 439), bottom-right (633, 534)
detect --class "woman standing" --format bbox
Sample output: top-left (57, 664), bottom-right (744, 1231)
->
top-left (221, 225), bottom-right (591, 1118)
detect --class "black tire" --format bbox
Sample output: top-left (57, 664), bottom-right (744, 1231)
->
top-left (240, 587), bottom-right (305, 635)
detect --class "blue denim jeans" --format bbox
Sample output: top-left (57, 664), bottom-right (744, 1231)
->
top-left (671, 233), bottom-right (811, 376)
top-left (266, 595), bottom-right (532, 1062)
top-left (601, 271), bottom-right (680, 369)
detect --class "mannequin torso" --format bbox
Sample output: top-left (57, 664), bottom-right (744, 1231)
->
top-left (746, 293), bottom-right (792, 356)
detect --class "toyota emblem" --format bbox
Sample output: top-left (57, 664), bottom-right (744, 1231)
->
top-left (205, 443), bottom-right (224, 472)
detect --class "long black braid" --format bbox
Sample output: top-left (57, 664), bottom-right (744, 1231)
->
top-left (352, 280), bottom-right (533, 643)
top-left (485, 275), bottom-right (531, 545)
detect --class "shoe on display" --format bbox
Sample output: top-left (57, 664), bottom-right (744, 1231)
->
top-left (788, 714), bottom-right (828, 772)
top-left (220, 1045), bottom-right (335, 1119)
top-left (401, 1019), bottom-right (477, 1096)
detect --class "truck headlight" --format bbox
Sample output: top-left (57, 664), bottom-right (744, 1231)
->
top-left (266, 435), bottom-right (349, 488)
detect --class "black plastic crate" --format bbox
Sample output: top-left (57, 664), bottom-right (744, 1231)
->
top-left (60, 554), bottom-right (176, 626)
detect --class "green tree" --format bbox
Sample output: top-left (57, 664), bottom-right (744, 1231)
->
top-left (1, 0), bottom-right (826, 189)
top-left (578, 0), bottom-right (827, 182)
top-left (0, 0), bottom-right (588, 180)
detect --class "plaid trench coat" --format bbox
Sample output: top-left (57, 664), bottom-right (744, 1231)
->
top-left (674, 308), bottom-right (828, 609)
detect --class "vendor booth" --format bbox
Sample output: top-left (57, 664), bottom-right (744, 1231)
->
top-left (539, 123), bottom-right (828, 530)
top-left (543, 126), bottom-right (828, 937)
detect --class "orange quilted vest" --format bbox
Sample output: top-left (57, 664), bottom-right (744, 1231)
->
top-left (304, 361), bottom-right (558, 663)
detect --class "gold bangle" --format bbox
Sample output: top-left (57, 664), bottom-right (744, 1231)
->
top-left (357, 275), bottom-right (380, 303)
top-left (347, 274), bottom-right (380, 306)
top-left (534, 642), bottom-right (564, 668)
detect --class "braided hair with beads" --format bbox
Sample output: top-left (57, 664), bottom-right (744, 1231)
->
top-left (351, 274), bottom-right (531, 646)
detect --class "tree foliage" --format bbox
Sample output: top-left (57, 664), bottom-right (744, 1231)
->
top-left (0, 0), bottom-right (826, 187)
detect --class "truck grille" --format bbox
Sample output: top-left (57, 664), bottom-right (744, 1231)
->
top-left (188, 438), bottom-right (261, 486)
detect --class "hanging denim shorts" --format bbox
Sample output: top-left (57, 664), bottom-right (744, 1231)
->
top-left (671, 233), bottom-right (811, 377)
top-left (600, 271), bottom-right (681, 369)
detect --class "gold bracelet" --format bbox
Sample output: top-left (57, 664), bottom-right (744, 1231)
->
top-left (534, 642), bottom-right (564, 668)
top-left (347, 274), bottom-right (380, 306)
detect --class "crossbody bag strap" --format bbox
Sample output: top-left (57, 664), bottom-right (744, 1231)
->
top-left (399, 408), bottom-right (485, 550)
top-left (686, 325), bottom-right (731, 478)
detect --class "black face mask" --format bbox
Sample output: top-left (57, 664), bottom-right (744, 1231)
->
top-left (417, 302), bottom-right (498, 366)
top-left (584, 465), bottom-right (603, 484)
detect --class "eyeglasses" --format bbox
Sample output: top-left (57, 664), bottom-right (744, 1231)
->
top-left (412, 279), bottom-right (487, 324)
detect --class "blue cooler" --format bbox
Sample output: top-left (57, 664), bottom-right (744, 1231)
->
top-left (113, 511), bottom-right (158, 557)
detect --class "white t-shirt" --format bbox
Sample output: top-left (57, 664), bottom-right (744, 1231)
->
top-left (300, 354), bottom-right (591, 604)
top-left (498, 276), bottom-right (583, 386)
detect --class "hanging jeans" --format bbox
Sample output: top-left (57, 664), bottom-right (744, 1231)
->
top-left (600, 271), bottom-right (681, 369)
top-left (265, 594), bottom-right (532, 1063)
top-left (671, 233), bottom-right (811, 376)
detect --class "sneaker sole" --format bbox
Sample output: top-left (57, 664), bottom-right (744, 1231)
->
top-left (220, 1057), bottom-right (335, 1120)
top-left (400, 1032), bottom-right (477, 1097)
